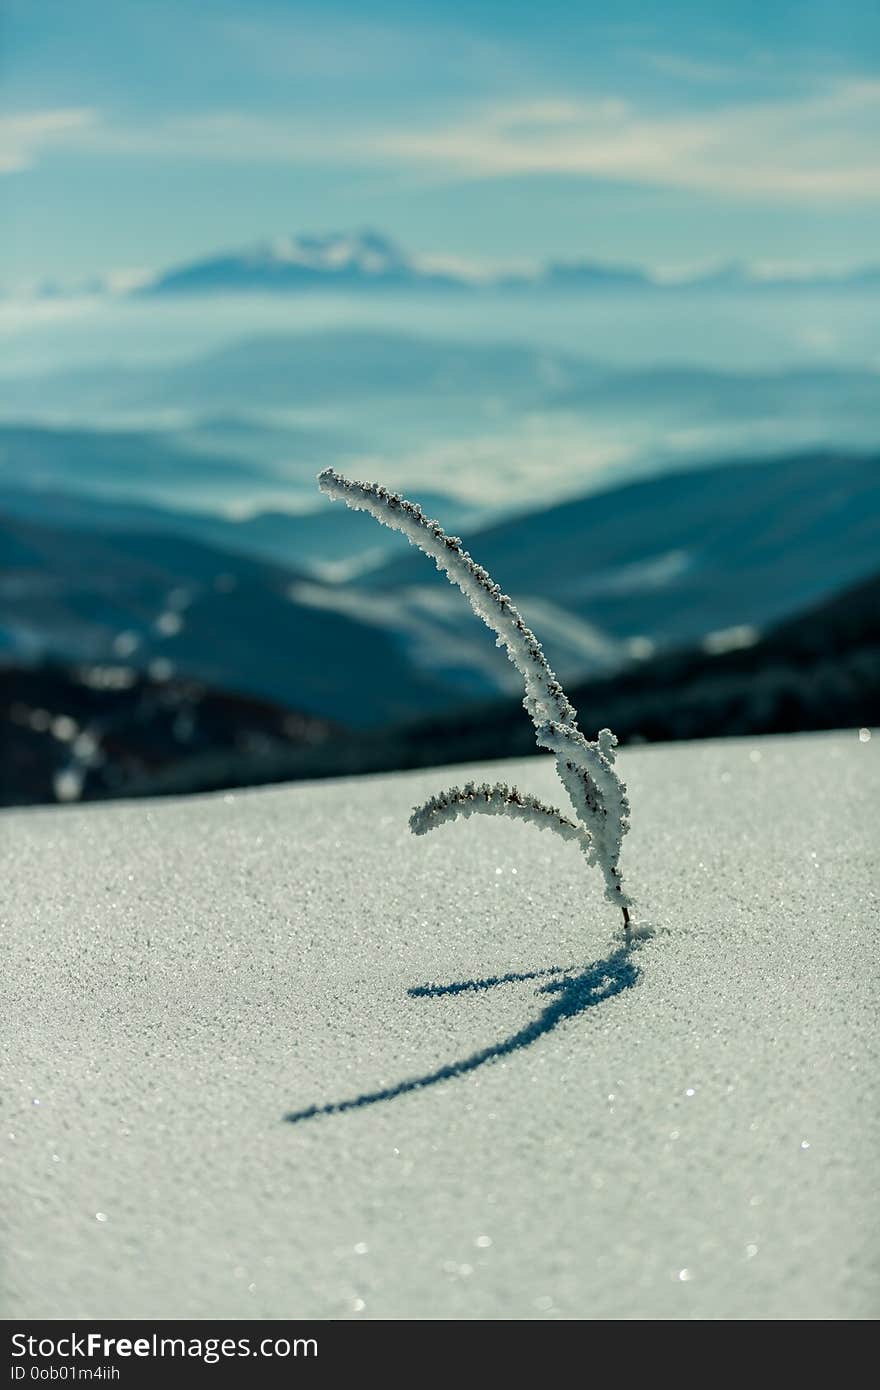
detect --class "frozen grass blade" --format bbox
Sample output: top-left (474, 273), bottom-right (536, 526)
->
top-left (409, 781), bottom-right (591, 850)
top-left (318, 468), bottom-right (634, 928)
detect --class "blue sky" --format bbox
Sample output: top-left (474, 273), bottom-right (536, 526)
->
top-left (3, 0), bottom-right (879, 285)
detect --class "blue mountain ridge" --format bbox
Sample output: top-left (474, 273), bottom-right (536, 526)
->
top-left (113, 231), bottom-right (880, 297)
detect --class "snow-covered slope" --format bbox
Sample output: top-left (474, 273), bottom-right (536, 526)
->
top-left (2, 731), bottom-right (877, 1319)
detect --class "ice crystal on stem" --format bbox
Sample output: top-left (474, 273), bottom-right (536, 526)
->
top-left (317, 468), bottom-right (634, 929)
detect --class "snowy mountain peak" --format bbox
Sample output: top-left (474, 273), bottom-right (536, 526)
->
top-left (267, 230), bottom-right (410, 275)
top-left (146, 229), bottom-right (440, 295)
top-left (130, 232), bottom-right (880, 298)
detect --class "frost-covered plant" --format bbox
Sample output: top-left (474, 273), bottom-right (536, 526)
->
top-left (318, 468), bottom-right (633, 929)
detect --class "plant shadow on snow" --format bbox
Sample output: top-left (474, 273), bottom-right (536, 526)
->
top-left (285, 946), bottom-right (639, 1124)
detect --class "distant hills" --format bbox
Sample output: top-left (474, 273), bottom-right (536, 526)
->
top-left (4, 336), bottom-right (877, 523)
top-left (138, 333), bottom-right (596, 444)
top-left (0, 424), bottom-right (274, 501)
top-left (1, 332), bottom-right (595, 417)
top-left (31, 230), bottom-right (878, 299)
top-left (365, 451), bottom-right (880, 653)
top-left (0, 499), bottom-right (589, 719)
top-left (0, 434), bottom-right (481, 576)
top-left (0, 513), bottom-right (454, 724)
top-left (3, 570), bottom-right (876, 806)
top-left (357, 569), bottom-right (880, 778)
top-left (8, 330), bottom-right (875, 425)
top-left (2, 450), bottom-right (877, 732)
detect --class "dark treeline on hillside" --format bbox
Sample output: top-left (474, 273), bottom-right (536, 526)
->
top-left (390, 570), bottom-right (878, 768)
top-left (1, 571), bottom-right (877, 806)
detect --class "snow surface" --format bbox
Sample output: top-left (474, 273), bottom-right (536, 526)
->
top-left (2, 731), bottom-right (877, 1320)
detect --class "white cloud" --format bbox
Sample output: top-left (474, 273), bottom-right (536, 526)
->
top-left (57, 111), bottom-right (307, 162)
top-left (5, 75), bottom-right (880, 205)
top-left (371, 79), bottom-right (880, 202)
top-left (0, 108), bottom-right (96, 173)
top-left (643, 52), bottom-right (760, 85)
